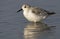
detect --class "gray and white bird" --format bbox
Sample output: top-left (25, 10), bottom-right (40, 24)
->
top-left (17, 4), bottom-right (55, 22)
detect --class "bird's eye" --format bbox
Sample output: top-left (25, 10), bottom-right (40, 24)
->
top-left (24, 6), bottom-right (26, 8)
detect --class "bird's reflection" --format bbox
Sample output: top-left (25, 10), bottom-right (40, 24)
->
top-left (24, 22), bottom-right (55, 39)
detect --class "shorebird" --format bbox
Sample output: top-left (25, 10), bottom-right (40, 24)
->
top-left (17, 4), bottom-right (55, 22)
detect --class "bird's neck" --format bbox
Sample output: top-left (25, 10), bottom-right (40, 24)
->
top-left (23, 9), bottom-right (30, 13)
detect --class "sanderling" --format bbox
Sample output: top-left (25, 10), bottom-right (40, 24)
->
top-left (17, 4), bottom-right (55, 22)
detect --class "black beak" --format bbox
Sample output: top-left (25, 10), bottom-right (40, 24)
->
top-left (17, 9), bottom-right (22, 12)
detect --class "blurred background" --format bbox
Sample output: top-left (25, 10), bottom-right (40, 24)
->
top-left (0, 0), bottom-right (60, 39)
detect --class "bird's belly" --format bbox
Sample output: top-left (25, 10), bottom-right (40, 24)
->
top-left (23, 12), bottom-right (46, 22)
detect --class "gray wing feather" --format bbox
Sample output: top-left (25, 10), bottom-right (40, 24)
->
top-left (31, 7), bottom-right (48, 16)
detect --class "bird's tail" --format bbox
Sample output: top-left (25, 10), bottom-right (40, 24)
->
top-left (48, 12), bottom-right (56, 15)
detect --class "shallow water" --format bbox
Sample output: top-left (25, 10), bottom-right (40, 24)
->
top-left (0, 0), bottom-right (60, 39)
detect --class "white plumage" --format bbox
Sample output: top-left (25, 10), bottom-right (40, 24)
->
top-left (17, 4), bottom-right (55, 22)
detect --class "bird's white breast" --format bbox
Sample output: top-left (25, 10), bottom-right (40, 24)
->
top-left (23, 10), bottom-right (45, 22)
